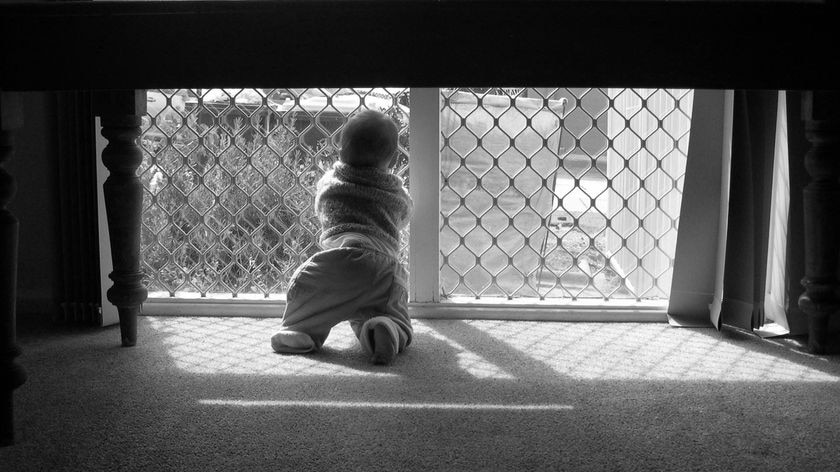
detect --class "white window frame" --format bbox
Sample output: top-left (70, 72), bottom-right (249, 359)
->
top-left (97, 88), bottom-right (730, 324)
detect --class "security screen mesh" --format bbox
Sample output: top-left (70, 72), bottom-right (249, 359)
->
top-left (139, 88), bottom-right (410, 297)
top-left (439, 88), bottom-right (693, 301)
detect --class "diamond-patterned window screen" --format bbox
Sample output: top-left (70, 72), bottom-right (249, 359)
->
top-left (140, 88), bottom-right (410, 297)
top-left (440, 88), bottom-right (694, 301)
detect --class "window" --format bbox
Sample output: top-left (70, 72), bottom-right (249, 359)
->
top-left (439, 88), bottom-right (692, 301)
top-left (139, 88), bottom-right (409, 299)
top-left (131, 87), bottom-right (700, 318)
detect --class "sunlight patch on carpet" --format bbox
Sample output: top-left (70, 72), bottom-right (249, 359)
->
top-left (148, 317), bottom-right (397, 376)
top-left (148, 316), bottom-right (515, 378)
top-left (199, 399), bottom-right (573, 411)
top-left (146, 317), bottom-right (838, 382)
top-left (466, 321), bottom-right (839, 382)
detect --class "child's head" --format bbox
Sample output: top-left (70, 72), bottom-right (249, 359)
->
top-left (339, 109), bottom-right (399, 169)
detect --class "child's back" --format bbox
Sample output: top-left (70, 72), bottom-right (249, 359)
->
top-left (270, 110), bottom-right (413, 365)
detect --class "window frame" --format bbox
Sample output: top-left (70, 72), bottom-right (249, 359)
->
top-left (98, 88), bottom-right (730, 323)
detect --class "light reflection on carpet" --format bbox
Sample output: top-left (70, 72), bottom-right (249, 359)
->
top-left (199, 399), bottom-right (573, 410)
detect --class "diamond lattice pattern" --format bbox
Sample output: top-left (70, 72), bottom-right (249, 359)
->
top-left (140, 88), bottom-right (410, 297)
top-left (440, 88), bottom-right (693, 300)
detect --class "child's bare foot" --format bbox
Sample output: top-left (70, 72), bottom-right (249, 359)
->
top-left (271, 329), bottom-right (316, 353)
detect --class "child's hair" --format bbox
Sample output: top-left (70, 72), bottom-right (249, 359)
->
top-left (339, 109), bottom-right (399, 168)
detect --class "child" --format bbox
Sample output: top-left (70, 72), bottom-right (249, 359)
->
top-left (270, 109), bottom-right (413, 365)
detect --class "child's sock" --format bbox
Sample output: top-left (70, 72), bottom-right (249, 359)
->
top-left (371, 323), bottom-right (397, 365)
top-left (364, 317), bottom-right (399, 365)
top-left (271, 329), bottom-right (316, 354)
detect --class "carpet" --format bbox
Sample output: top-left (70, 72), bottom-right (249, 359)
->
top-left (2, 317), bottom-right (840, 471)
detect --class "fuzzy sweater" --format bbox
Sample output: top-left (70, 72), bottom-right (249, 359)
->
top-left (315, 162), bottom-right (413, 255)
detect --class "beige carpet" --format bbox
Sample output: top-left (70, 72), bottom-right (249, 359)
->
top-left (2, 316), bottom-right (840, 471)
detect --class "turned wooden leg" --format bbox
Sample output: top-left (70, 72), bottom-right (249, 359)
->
top-left (0, 92), bottom-right (26, 446)
top-left (798, 91), bottom-right (840, 354)
top-left (94, 91), bottom-right (148, 347)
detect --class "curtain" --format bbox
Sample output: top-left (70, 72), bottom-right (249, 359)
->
top-left (714, 90), bottom-right (808, 334)
top-left (55, 91), bottom-right (102, 324)
top-left (780, 91), bottom-right (809, 336)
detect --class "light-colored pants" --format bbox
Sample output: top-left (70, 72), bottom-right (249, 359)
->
top-left (278, 245), bottom-right (412, 352)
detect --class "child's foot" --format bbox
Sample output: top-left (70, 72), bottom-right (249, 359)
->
top-left (369, 321), bottom-right (398, 366)
top-left (271, 329), bottom-right (316, 354)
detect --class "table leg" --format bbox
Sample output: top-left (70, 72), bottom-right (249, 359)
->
top-left (95, 91), bottom-right (148, 347)
top-left (798, 91), bottom-right (840, 354)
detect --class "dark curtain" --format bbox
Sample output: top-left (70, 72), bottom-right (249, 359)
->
top-left (55, 91), bottom-right (101, 324)
top-left (717, 90), bottom-right (807, 333)
top-left (782, 91), bottom-right (809, 336)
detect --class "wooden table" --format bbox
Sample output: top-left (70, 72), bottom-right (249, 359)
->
top-left (1, 0), bottom-right (838, 446)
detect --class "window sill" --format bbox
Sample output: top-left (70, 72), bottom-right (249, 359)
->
top-left (141, 295), bottom-right (668, 322)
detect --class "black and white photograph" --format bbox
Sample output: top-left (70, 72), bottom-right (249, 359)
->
top-left (1, 1), bottom-right (840, 470)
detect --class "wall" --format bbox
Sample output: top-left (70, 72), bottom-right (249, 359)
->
top-left (7, 92), bottom-right (62, 324)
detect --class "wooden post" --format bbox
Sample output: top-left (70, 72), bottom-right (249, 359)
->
top-left (0, 92), bottom-right (26, 446)
top-left (798, 91), bottom-right (840, 354)
top-left (94, 91), bottom-right (148, 347)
